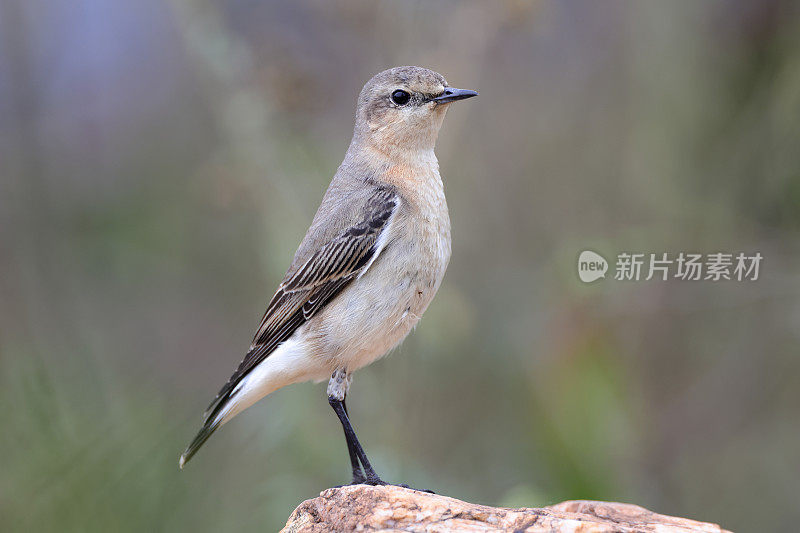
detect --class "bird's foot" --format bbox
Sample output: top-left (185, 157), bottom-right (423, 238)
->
top-left (357, 476), bottom-right (434, 494)
top-left (349, 473), bottom-right (367, 485)
top-left (330, 472), bottom-right (366, 488)
top-left (340, 475), bottom-right (385, 487)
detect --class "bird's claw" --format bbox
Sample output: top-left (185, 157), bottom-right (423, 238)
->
top-left (351, 477), bottom-right (435, 493)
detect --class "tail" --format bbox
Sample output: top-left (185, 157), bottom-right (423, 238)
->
top-left (179, 417), bottom-right (221, 469)
top-left (179, 367), bottom-right (262, 468)
top-left (179, 388), bottom-right (234, 469)
top-left (178, 337), bottom-right (312, 468)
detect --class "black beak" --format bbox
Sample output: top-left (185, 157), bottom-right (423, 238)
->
top-left (433, 87), bottom-right (478, 104)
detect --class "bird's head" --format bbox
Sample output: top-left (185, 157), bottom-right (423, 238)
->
top-left (352, 66), bottom-right (477, 158)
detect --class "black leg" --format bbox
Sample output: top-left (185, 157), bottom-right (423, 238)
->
top-left (328, 396), bottom-right (384, 485)
top-left (342, 400), bottom-right (366, 484)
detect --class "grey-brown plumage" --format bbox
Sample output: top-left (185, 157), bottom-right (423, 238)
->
top-left (180, 66), bottom-right (477, 480)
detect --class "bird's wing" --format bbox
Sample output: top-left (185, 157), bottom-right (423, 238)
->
top-left (203, 186), bottom-right (399, 421)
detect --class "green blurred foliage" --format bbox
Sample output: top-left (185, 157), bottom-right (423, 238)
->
top-left (1, 1), bottom-right (799, 531)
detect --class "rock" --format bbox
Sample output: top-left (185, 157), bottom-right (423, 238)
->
top-left (281, 485), bottom-right (730, 532)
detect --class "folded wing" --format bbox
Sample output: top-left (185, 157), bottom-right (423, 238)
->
top-left (205, 187), bottom-right (399, 422)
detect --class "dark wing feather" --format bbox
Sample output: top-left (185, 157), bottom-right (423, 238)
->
top-left (203, 188), bottom-right (398, 421)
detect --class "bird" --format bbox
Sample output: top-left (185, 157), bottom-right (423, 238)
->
top-left (179, 66), bottom-right (477, 486)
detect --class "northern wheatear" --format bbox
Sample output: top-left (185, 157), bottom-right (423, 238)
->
top-left (180, 66), bottom-right (477, 485)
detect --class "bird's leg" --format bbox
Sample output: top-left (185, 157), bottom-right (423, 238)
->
top-left (328, 397), bottom-right (384, 485)
top-left (327, 369), bottom-right (435, 492)
top-left (341, 399), bottom-right (366, 484)
top-left (328, 369), bottom-right (383, 485)
top-left (328, 369), bottom-right (364, 483)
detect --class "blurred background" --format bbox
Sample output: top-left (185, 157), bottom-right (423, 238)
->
top-left (1, 0), bottom-right (799, 531)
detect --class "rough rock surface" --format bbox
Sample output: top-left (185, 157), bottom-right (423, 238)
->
top-left (281, 485), bottom-right (730, 532)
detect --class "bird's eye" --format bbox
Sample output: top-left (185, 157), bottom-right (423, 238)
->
top-left (391, 90), bottom-right (411, 105)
